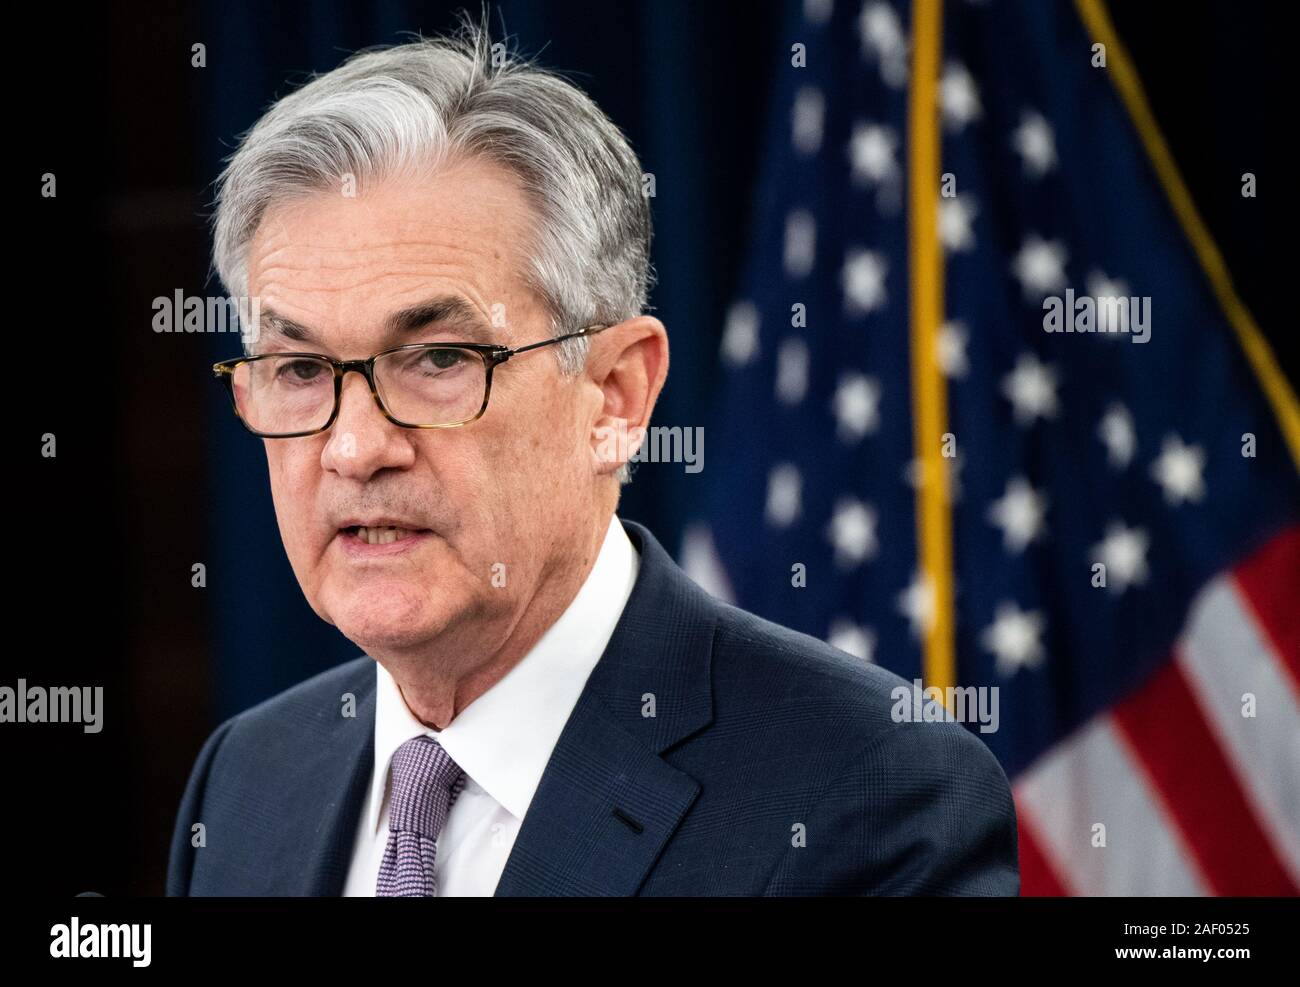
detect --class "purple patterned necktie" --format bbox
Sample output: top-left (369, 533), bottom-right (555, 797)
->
top-left (376, 735), bottom-right (467, 896)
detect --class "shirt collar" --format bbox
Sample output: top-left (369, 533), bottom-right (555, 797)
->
top-left (367, 513), bottom-right (640, 833)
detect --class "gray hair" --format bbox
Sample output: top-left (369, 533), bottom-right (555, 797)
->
top-left (211, 11), bottom-right (655, 481)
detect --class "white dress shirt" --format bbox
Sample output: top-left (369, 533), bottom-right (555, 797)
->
top-left (342, 514), bottom-right (640, 896)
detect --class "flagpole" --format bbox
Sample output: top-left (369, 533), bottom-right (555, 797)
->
top-left (907, 0), bottom-right (957, 700)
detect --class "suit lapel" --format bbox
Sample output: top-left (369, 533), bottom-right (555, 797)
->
top-left (495, 519), bottom-right (717, 895)
top-left (274, 658), bottom-right (376, 896)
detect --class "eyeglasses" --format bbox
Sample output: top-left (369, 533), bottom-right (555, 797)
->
top-left (213, 324), bottom-right (610, 438)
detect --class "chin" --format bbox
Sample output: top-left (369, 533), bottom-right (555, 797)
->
top-left (323, 579), bottom-right (456, 652)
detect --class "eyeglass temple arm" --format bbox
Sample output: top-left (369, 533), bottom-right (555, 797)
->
top-left (504, 323), bottom-right (610, 358)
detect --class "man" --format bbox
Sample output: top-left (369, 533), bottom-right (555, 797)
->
top-left (168, 16), bottom-right (1019, 896)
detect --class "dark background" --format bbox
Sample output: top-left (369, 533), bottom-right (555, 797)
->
top-left (11, 0), bottom-right (1283, 896)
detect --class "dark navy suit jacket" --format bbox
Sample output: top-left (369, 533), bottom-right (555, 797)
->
top-left (167, 518), bottom-right (1019, 895)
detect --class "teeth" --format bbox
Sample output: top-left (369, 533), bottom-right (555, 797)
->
top-left (354, 526), bottom-right (413, 545)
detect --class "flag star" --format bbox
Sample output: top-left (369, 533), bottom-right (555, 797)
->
top-left (765, 463), bottom-right (802, 528)
top-left (981, 602), bottom-right (1047, 676)
top-left (720, 300), bottom-right (759, 366)
top-left (941, 62), bottom-right (982, 130)
top-left (828, 619), bottom-right (876, 663)
top-left (1092, 521), bottom-right (1150, 595)
top-left (938, 321), bottom-right (969, 378)
top-left (897, 570), bottom-right (935, 639)
top-left (832, 371), bottom-right (881, 441)
top-left (1086, 270), bottom-right (1132, 335)
top-left (858, 1), bottom-right (904, 54)
top-left (1011, 234), bottom-right (1068, 299)
top-left (848, 122), bottom-right (899, 187)
top-left (1150, 434), bottom-right (1207, 505)
top-left (1098, 403), bottom-right (1136, 469)
top-left (858, 1), bottom-right (908, 89)
top-left (842, 249), bottom-right (888, 314)
top-left (826, 497), bottom-right (878, 568)
top-left (988, 477), bottom-right (1048, 553)
top-left (792, 86), bottom-right (825, 155)
top-left (939, 192), bottom-right (978, 252)
top-left (1002, 353), bottom-right (1060, 425)
top-left (775, 337), bottom-right (810, 405)
top-left (784, 209), bottom-right (816, 278)
top-left (1011, 110), bottom-right (1057, 178)
top-left (679, 524), bottom-right (733, 604)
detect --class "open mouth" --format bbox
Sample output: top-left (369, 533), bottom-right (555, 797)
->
top-left (340, 525), bottom-right (429, 546)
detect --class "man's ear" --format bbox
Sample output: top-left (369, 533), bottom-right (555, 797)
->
top-left (587, 316), bottom-right (669, 477)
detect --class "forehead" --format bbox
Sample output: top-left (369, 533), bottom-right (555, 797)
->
top-left (245, 155), bottom-right (543, 347)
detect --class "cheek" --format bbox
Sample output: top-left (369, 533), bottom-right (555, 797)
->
top-left (432, 417), bottom-right (544, 541)
top-left (504, 395), bottom-right (590, 521)
top-left (538, 390), bottom-right (592, 474)
top-left (265, 445), bottom-right (321, 545)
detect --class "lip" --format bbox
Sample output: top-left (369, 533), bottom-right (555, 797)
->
top-left (336, 517), bottom-right (429, 530)
top-left (334, 523), bottom-right (434, 559)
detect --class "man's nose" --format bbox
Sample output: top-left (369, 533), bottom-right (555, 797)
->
top-left (319, 372), bottom-right (415, 479)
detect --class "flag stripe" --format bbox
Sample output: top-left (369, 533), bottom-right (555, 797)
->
top-left (1014, 715), bottom-right (1208, 895)
top-left (1231, 526), bottom-right (1300, 695)
top-left (1015, 810), bottom-right (1071, 896)
top-left (1111, 658), bottom-right (1298, 895)
top-left (1177, 568), bottom-right (1300, 884)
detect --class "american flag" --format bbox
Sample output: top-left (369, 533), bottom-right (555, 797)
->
top-left (682, 0), bottom-right (1299, 894)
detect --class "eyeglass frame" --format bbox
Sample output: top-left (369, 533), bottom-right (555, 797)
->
top-left (212, 323), bottom-right (611, 438)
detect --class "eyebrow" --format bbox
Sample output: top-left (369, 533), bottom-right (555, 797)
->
top-left (258, 295), bottom-right (496, 351)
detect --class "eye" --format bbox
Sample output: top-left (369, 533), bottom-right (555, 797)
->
top-left (425, 348), bottom-right (466, 371)
top-left (280, 359), bottom-right (326, 382)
